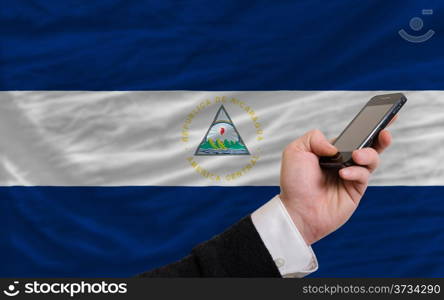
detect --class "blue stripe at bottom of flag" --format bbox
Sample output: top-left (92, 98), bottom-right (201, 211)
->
top-left (1, 186), bottom-right (443, 277)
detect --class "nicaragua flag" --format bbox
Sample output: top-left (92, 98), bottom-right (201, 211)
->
top-left (1, 0), bottom-right (444, 277)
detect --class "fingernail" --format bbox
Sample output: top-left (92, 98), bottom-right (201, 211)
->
top-left (353, 150), bottom-right (363, 161)
top-left (341, 168), bottom-right (350, 176)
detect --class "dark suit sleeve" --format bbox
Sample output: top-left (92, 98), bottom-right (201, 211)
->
top-left (137, 216), bottom-right (281, 277)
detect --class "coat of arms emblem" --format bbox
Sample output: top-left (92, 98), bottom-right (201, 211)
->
top-left (195, 105), bottom-right (249, 155)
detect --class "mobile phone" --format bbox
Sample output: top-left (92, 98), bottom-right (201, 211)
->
top-left (319, 93), bottom-right (407, 168)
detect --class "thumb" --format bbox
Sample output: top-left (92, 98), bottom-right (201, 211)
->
top-left (301, 129), bottom-right (338, 157)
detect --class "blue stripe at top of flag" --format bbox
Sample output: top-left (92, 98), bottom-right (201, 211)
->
top-left (1, 0), bottom-right (443, 90)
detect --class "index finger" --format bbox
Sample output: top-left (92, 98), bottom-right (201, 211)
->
top-left (373, 129), bottom-right (392, 154)
top-left (387, 114), bottom-right (398, 127)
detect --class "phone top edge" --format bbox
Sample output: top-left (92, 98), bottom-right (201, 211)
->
top-left (367, 93), bottom-right (407, 106)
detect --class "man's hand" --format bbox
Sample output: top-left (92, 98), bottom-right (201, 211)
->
top-left (279, 129), bottom-right (393, 245)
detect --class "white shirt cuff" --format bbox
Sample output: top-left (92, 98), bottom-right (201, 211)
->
top-left (251, 195), bottom-right (318, 278)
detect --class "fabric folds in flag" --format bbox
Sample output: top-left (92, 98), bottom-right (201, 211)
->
top-left (1, 0), bottom-right (443, 276)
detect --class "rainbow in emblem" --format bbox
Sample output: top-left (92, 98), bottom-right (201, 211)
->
top-left (195, 105), bottom-right (250, 155)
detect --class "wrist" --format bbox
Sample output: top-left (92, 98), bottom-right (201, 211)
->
top-left (279, 194), bottom-right (318, 245)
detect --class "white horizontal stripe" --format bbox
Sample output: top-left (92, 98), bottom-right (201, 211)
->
top-left (0, 91), bottom-right (442, 186)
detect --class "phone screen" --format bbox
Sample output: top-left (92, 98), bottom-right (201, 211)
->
top-left (334, 104), bottom-right (393, 152)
